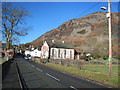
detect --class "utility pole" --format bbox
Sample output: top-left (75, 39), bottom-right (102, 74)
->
top-left (108, 0), bottom-right (112, 76)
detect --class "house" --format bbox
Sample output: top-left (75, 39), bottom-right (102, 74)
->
top-left (25, 47), bottom-right (41, 58)
top-left (31, 48), bottom-right (41, 57)
top-left (41, 40), bottom-right (75, 59)
top-left (25, 49), bottom-right (31, 56)
top-left (75, 51), bottom-right (81, 59)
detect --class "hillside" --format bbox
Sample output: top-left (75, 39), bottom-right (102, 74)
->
top-left (30, 11), bottom-right (119, 57)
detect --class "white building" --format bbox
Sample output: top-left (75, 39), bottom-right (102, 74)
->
top-left (25, 48), bottom-right (41, 57)
top-left (32, 48), bottom-right (41, 57)
top-left (41, 40), bottom-right (75, 59)
top-left (25, 49), bottom-right (31, 56)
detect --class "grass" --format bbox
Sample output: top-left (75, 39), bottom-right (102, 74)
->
top-left (0, 56), bottom-right (13, 64)
top-left (83, 65), bottom-right (118, 76)
top-left (90, 59), bottom-right (119, 63)
top-left (43, 63), bottom-right (118, 88)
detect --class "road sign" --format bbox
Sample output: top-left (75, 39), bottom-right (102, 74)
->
top-left (6, 49), bottom-right (10, 53)
top-left (6, 49), bottom-right (10, 56)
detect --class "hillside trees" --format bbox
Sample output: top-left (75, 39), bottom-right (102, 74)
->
top-left (2, 3), bottom-right (31, 48)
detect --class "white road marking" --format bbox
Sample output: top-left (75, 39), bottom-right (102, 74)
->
top-left (70, 86), bottom-right (77, 90)
top-left (36, 68), bottom-right (43, 72)
top-left (45, 73), bottom-right (60, 82)
top-left (31, 65), bottom-right (35, 68)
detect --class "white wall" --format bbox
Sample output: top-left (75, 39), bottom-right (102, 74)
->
top-left (25, 50), bottom-right (30, 56)
top-left (25, 49), bottom-right (41, 57)
top-left (50, 48), bottom-right (74, 59)
top-left (41, 41), bottom-right (49, 59)
top-left (32, 49), bottom-right (41, 57)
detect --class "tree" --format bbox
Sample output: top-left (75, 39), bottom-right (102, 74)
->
top-left (2, 3), bottom-right (31, 49)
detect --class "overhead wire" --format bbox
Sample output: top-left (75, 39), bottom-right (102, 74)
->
top-left (73, 0), bottom-right (105, 19)
top-left (111, 2), bottom-right (118, 12)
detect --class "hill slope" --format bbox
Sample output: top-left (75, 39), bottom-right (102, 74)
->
top-left (30, 11), bottom-right (119, 57)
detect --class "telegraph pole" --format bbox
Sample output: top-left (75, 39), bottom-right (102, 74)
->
top-left (108, 0), bottom-right (112, 76)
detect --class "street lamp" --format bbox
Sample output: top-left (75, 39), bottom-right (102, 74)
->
top-left (101, 0), bottom-right (112, 76)
top-left (101, 7), bottom-right (106, 10)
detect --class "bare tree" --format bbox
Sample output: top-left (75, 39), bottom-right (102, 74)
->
top-left (2, 3), bottom-right (31, 49)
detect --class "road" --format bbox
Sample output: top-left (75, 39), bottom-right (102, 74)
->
top-left (3, 55), bottom-right (109, 89)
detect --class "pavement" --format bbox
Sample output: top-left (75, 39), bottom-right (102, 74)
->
top-left (2, 59), bottom-right (21, 89)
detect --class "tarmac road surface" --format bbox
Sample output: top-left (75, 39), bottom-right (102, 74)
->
top-left (3, 55), bottom-right (109, 89)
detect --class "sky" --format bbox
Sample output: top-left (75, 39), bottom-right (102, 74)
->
top-left (2, 1), bottom-right (119, 45)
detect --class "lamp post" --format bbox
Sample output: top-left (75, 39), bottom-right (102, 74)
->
top-left (101, 0), bottom-right (112, 76)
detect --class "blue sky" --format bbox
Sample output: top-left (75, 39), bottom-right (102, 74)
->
top-left (3, 2), bottom-right (118, 44)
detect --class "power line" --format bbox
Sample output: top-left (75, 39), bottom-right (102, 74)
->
top-left (111, 2), bottom-right (118, 12)
top-left (73, 0), bottom-right (104, 19)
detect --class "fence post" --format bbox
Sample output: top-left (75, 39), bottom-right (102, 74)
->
top-left (88, 61), bottom-right (90, 70)
top-left (104, 61), bottom-right (106, 74)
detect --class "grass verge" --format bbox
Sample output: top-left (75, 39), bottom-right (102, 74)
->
top-left (43, 63), bottom-right (118, 88)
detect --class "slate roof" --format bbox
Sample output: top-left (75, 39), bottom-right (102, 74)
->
top-left (46, 40), bottom-right (74, 49)
top-left (34, 47), bottom-right (41, 51)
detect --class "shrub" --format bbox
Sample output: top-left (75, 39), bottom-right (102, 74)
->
top-left (115, 57), bottom-right (120, 60)
top-left (93, 55), bottom-right (100, 59)
top-left (80, 56), bottom-right (90, 61)
top-left (102, 56), bottom-right (108, 60)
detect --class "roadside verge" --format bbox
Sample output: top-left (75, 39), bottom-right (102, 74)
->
top-left (37, 62), bottom-right (118, 88)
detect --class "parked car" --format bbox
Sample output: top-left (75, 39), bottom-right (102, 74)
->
top-left (24, 56), bottom-right (29, 60)
top-left (24, 54), bottom-right (31, 60)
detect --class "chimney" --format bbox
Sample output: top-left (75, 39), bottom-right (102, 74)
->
top-left (52, 40), bottom-right (55, 43)
top-left (62, 41), bottom-right (64, 44)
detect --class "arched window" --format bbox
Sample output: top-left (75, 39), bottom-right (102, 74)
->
top-left (70, 50), bottom-right (72, 58)
top-left (64, 50), bottom-right (66, 58)
top-left (58, 49), bottom-right (60, 58)
top-left (52, 49), bottom-right (54, 56)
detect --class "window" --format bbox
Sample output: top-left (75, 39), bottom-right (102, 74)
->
top-left (35, 51), bottom-right (37, 55)
top-left (70, 50), bottom-right (72, 58)
top-left (58, 49), bottom-right (60, 58)
top-left (64, 50), bottom-right (66, 58)
top-left (52, 49), bottom-right (54, 56)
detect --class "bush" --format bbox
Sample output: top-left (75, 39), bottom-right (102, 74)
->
top-left (115, 57), bottom-right (120, 60)
top-left (93, 55), bottom-right (100, 59)
top-left (102, 56), bottom-right (108, 60)
top-left (80, 56), bottom-right (91, 61)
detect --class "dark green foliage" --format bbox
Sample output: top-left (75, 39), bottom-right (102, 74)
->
top-left (102, 56), bottom-right (108, 60)
top-left (115, 57), bottom-right (120, 60)
top-left (93, 55), bottom-right (100, 59)
top-left (80, 56), bottom-right (90, 61)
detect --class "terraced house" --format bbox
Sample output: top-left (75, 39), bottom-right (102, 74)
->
top-left (41, 40), bottom-right (75, 59)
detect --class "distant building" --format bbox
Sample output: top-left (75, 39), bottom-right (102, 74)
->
top-left (32, 48), bottom-right (41, 57)
top-left (41, 40), bottom-right (75, 59)
top-left (25, 47), bottom-right (41, 58)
